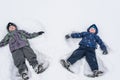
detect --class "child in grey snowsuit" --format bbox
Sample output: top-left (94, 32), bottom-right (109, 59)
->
top-left (61, 24), bottom-right (108, 77)
top-left (0, 22), bottom-right (45, 80)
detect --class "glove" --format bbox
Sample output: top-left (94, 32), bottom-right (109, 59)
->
top-left (103, 50), bottom-right (108, 55)
top-left (65, 34), bottom-right (70, 39)
top-left (38, 31), bottom-right (44, 35)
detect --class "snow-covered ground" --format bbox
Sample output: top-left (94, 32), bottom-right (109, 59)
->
top-left (0, 0), bottom-right (120, 80)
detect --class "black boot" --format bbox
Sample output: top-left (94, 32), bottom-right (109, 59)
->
top-left (21, 70), bottom-right (29, 80)
top-left (60, 59), bottom-right (74, 73)
top-left (86, 73), bottom-right (96, 78)
top-left (93, 70), bottom-right (104, 77)
top-left (34, 63), bottom-right (47, 74)
top-left (86, 70), bottom-right (102, 78)
top-left (87, 70), bottom-right (104, 78)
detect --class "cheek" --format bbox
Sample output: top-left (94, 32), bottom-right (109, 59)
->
top-left (90, 29), bottom-right (93, 32)
top-left (92, 30), bottom-right (95, 32)
top-left (91, 29), bottom-right (95, 32)
top-left (12, 27), bottom-right (16, 30)
top-left (93, 30), bottom-right (96, 32)
top-left (9, 28), bottom-right (12, 31)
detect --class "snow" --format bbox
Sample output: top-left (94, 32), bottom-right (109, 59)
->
top-left (0, 0), bottom-right (120, 80)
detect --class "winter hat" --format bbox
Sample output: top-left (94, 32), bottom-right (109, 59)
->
top-left (7, 22), bottom-right (17, 31)
top-left (87, 24), bottom-right (98, 34)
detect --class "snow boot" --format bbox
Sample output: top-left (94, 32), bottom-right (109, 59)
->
top-left (86, 70), bottom-right (104, 78)
top-left (93, 70), bottom-right (104, 77)
top-left (34, 63), bottom-right (46, 74)
top-left (60, 59), bottom-right (74, 73)
top-left (21, 70), bottom-right (29, 80)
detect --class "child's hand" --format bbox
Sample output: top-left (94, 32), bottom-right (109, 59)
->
top-left (38, 31), bottom-right (45, 35)
top-left (103, 50), bottom-right (108, 55)
top-left (65, 34), bottom-right (70, 39)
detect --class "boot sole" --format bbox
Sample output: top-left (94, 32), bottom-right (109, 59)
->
top-left (37, 63), bottom-right (49, 74)
top-left (60, 60), bottom-right (74, 73)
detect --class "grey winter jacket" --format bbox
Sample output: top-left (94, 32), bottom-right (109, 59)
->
top-left (0, 30), bottom-right (40, 52)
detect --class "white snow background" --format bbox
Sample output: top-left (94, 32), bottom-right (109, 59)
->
top-left (0, 0), bottom-right (120, 80)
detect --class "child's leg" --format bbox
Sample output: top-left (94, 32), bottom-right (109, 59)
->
top-left (12, 49), bottom-right (28, 74)
top-left (85, 48), bottom-right (98, 71)
top-left (67, 47), bottom-right (85, 65)
top-left (22, 46), bottom-right (38, 68)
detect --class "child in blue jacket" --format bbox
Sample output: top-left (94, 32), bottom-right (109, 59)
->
top-left (61, 24), bottom-right (108, 77)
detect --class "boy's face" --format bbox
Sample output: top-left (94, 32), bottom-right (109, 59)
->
top-left (9, 26), bottom-right (16, 32)
top-left (89, 27), bottom-right (96, 33)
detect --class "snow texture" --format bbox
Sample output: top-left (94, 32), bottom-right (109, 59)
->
top-left (0, 0), bottom-right (120, 80)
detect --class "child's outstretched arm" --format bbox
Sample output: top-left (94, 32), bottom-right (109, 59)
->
top-left (65, 32), bottom-right (86, 39)
top-left (0, 34), bottom-right (9, 47)
top-left (20, 30), bottom-right (44, 39)
top-left (71, 33), bottom-right (83, 38)
top-left (96, 36), bottom-right (108, 54)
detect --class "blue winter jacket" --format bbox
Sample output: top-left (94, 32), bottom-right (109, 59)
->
top-left (71, 24), bottom-right (107, 51)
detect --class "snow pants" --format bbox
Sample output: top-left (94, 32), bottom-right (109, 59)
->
top-left (67, 46), bottom-right (98, 71)
top-left (12, 46), bottom-right (38, 74)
